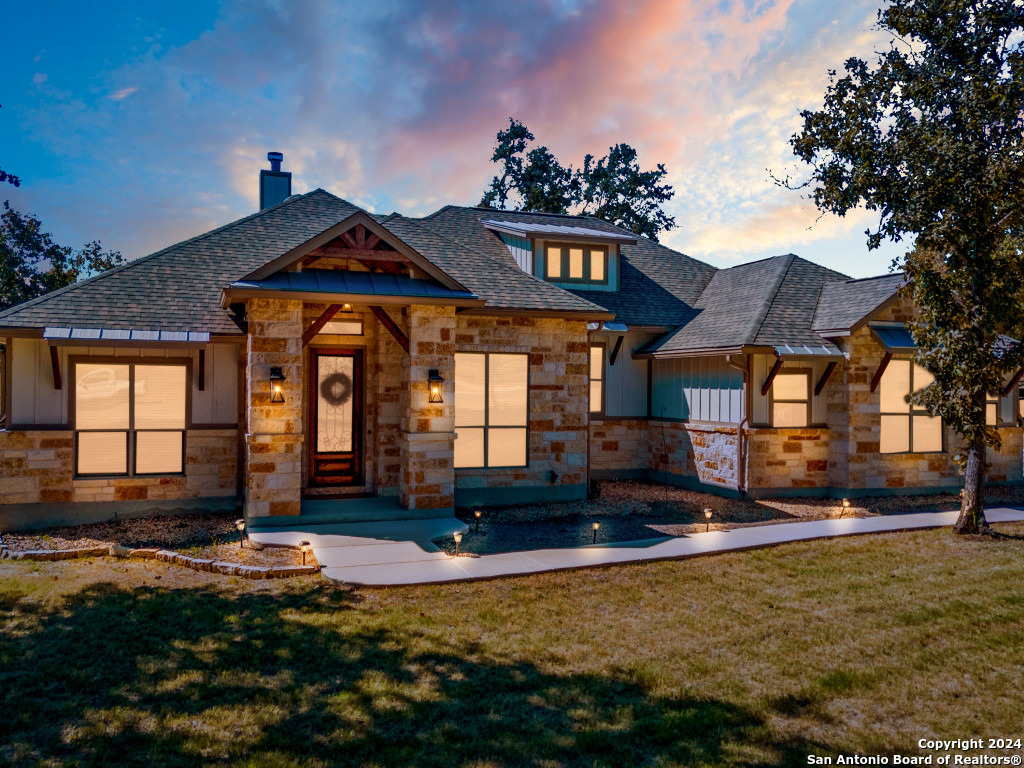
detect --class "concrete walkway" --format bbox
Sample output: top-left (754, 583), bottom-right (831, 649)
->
top-left (247, 507), bottom-right (1024, 587)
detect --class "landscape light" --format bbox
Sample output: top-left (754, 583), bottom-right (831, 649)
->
top-left (269, 367), bottom-right (286, 403)
top-left (428, 369), bottom-right (444, 403)
top-left (592, 521), bottom-right (600, 543)
top-left (704, 508), bottom-right (713, 532)
top-left (453, 530), bottom-right (463, 557)
top-left (474, 510), bottom-right (481, 533)
top-left (235, 518), bottom-right (246, 548)
top-left (299, 540), bottom-right (311, 566)
top-left (841, 498), bottom-right (851, 518)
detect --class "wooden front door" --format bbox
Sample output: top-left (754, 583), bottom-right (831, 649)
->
top-left (309, 348), bottom-right (363, 487)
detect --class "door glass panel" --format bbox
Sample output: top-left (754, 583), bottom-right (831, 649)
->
top-left (76, 364), bottom-right (130, 429)
top-left (78, 432), bottom-right (127, 474)
top-left (488, 354), bottom-right (528, 426)
top-left (134, 365), bottom-right (186, 429)
top-left (454, 427), bottom-right (484, 468)
top-left (455, 353), bottom-right (486, 427)
top-left (487, 427), bottom-right (526, 467)
top-left (136, 431), bottom-right (183, 474)
top-left (317, 355), bottom-right (354, 453)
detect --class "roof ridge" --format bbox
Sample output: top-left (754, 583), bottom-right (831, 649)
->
top-left (424, 204), bottom-right (591, 221)
top-left (389, 215), bottom-right (611, 314)
top-left (0, 189), bottom-right (339, 321)
top-left (747, 254), bottom-right (797, 345)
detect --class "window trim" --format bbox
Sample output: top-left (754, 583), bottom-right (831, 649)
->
top-left (589, 342), bottom-right (606, 417)
top-left (542, 242), bottom-right (609, 285)
top-left (768, 368), bottom-right (811, 428)
top-left (879, 357), bottom-right (944, 454)
top-left (70, 356), bottom-right (192, 479)
top-left (454, 352), bottom-right (530, 470)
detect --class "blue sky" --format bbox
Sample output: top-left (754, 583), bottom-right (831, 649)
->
top-left (1, 0), bottom-right (907, 277)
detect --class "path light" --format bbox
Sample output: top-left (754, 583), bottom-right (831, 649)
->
top-left (269, 367), bottom-right (286, 404)
top-left (840, 498), bottom-right (851, 518)
top-left (428, 369), bottom-right (444, 404)
top-left (299, 540), bottom-right (311, 566)
top-left (235, 519), bottom-right (246, 549)
top-left (592, 521), bottom-right (600, 543)
top-left (453, 530), bottom-right (463, 557)
top-left (474, 510), bottom-right (481, 533)
top-left (704, 508), bottom-right (713, 532)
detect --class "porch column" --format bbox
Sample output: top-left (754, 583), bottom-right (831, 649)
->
top-left (399, 304), bottom-right (456, 511)
top-left (245, 298), bottom-right (304, 517)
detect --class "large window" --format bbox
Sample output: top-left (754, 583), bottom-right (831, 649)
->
top-left (879, 359), bottom-right (942, 453)
top-left (589, 344), bottom-right (605, 415)
top-left (544, 243), bottom-right (608, 285)
top-left (770, 371), bottom-right (810, 427)
top-left (74, 360), bottom-right (188, 476)
top-left (454, 353), bottom-right (528, 468)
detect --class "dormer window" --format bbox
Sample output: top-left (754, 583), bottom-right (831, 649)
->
top-left (544, 243), bottom-right (608, 285)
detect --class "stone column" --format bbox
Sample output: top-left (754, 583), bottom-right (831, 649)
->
top-left (245, 298), bottom-right (304, 517)
top-left (399, 305), bottom-right (456, 511)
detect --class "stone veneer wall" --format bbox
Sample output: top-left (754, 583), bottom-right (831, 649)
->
top-left (647, 421), bottom-right (740, 491)
top-left (745, 428), bottom-right (830, 494)
top-left (0, 428), bottom-right (237, 504)
top-left (245, 298), bottom-right (303, 517)
top-left (454, 316), bottom-right (589, 499)
top-left (590, 418), bottom-right (649, 476)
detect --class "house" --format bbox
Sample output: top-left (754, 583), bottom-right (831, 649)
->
top-left (1, 154), bottom-right (1020, 530)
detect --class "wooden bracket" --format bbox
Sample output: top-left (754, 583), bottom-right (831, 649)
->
top-left (609, 335), bottom-right (624, 366)
top-left (48, 345), bottom-right (62, 390)
top-left (761, 357), bottom-right (783, 396)
top-left (198, 349), bottom-right (206, 391)
top-left (870, 352), bottom-right (893, 393)
top-left (370, 305), bottom-right (409, 353)
top-left (814, 361), bottom-right (837, 396)
top-left (302, 304), bottom-right (343, 346)
top-left (1000, 367), bottom-right (1024, 397)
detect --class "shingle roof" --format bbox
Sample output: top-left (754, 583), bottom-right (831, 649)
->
top-left (812, 273), bottom-right (906, 334)
top-left (0, 189), bottom-right (361, 335)
top-left (637, 255), bottom-right (850, 356)
top-left (421, 206), bottom-right (717, 325)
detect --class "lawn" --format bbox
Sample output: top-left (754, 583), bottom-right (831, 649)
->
top-left (1, 524), bottom-right (1023, 767)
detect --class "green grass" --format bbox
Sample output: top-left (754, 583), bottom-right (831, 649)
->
top-left (2, 524), bottom-right (1023, 767)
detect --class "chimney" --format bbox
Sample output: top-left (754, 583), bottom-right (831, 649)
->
top-left (259, 151), bottom-right (292, 210)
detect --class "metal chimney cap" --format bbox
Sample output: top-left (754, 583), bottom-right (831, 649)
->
top-left (267, 151), bottom-right (283, 172)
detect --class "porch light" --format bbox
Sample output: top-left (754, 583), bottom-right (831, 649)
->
top-left (341, 303), bottom-right (353, 313)
top-left (299, 540), bottom-right (311, 566)
top-left (704, 508), bottom-right (713, 532)
top-left (428, 369), bottom-right (444, 403)
top-left (592, 521), bottom-right (600, 543)
top-left (453, 530), bottom-right (463, 557)
top-left (235, 518), bottom-right (246, 549)
top-left (270, 367), bottom-right (286, 403)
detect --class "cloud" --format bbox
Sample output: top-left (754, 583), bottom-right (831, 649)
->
top-left (32, 72), bottom-right (47, 84)
top-left (109, 87), bottom-right (138, 101)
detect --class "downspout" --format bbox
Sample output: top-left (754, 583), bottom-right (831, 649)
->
top-left (726, 354), bottom-right (749, 497)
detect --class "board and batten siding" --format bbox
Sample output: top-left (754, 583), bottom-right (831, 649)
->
top-left (592, 330), bottom-right (653, 417)
top-left (498, 232), bottom-right (533, 274)
top-left (651, 356), bottom-right (744, 423)
top-left (7, 338), bottom-right (239, 427)
top-left (750, 353), bottom-right (830, 426)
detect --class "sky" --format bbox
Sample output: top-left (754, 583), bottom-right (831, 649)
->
top-left (0, 0), bottom-right (908, 278)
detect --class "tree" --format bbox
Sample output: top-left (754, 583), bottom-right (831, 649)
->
top-left (788, 0), bottom-right (1024, 534)
top-left (1, 202), bottom-right (125, 312)
top-left (480, 118), bottom-right (676, 240)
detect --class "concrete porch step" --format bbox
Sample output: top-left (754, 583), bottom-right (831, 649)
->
top-left (246, 495), bottom-right (452, 528)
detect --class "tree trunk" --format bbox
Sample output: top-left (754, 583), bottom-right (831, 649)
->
top-left (955, 434), bottom-right (990, 534)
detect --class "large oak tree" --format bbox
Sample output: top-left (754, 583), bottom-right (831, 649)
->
top-left (790, 0), bottom-right (1024, 533)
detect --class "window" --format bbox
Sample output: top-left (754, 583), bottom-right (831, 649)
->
top-left (544, 243), bottom-right (608, 284)
top-left (879, 359), bottom-right (942, 453)
top-left (770, 371), bottom-right (810, 427)
top-left (987, 394), bottom-right (1000, 426)
top-left (74, 360), bottom-right (187, 476)
top-left (319, 319), bottom-right (363, 336)
top-left (454, 353), bottom-right (528, 468)
top-left (590, 344), bottom-right (605, 414)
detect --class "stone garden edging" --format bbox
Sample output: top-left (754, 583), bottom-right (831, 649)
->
top-left (0, 541), bottom-right (319, 579)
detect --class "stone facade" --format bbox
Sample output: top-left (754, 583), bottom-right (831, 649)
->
top-left (590, 418), bottom-right (648, 476)
top-left (245, 298), bottom-right (303, 517)
top-left (745, 428), bottom-right (830, 493)
top-left (0, 428), bottom-right (237, 504)
top-left (454, 315), bottom-right (589, 501)
top-left (647, 421), bottom-right (740, 491)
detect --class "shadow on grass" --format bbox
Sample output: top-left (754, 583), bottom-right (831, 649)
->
top-left (1, 582), bottom-right (835, 767)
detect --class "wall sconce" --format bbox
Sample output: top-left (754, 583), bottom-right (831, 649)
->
top-left (428, 368), bottom-right (444, 403)
top-left (341, 303), bottom-right (353, 313)
top-left (270, 367), bottom-right (286, 403)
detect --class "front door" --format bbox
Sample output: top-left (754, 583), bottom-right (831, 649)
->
top-left (309, 348), bottom-right (363, 487)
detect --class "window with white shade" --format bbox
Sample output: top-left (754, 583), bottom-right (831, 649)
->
top-left (770, 371), bottom-right (810, 427)
top-left (544, 242), bottom-right (608, 285)
top-left (74, 360), bottom-right (187, 476)
top-left (589, 344), bottom-right (605, 414)
top-left (879, 359), bottom-right (942, 453)
top-left (454, 352), bottom-right (528, 468)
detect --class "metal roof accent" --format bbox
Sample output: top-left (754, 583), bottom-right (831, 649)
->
top-left (773, 343), bottom-right (844, 357)
top-left (587, 321), bottom-right (630, 332)
top-left (44, 327), bottom-right (210, 343)
top-left (869, 324), bottom-right (917, 353)
top-left (230, 268), bottom-right (481, 301)
top-left (481, 219), bottom-right (638, 244)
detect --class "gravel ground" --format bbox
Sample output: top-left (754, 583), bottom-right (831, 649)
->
top-left (441, 479), bottom-right (1024, 555)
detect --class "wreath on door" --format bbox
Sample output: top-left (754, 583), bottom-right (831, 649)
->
top-left (320, 371), bottom-right (353, 406)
